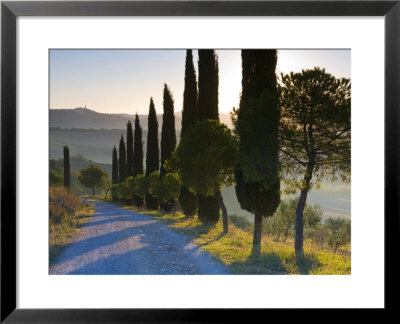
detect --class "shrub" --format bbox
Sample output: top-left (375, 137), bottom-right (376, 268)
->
top-left (111, 184), bottom-right (119, 201)
top-left (325, 217), bottom-right (351, 252)
top-left (49, 187), bottom-right (83, 224)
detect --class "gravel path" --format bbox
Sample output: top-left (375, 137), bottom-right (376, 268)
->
top-left (50, 201), bottom-right (228, 275)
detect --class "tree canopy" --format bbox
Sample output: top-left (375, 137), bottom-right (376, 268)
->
top-left (63, 145), bottom-right (70, 190)
top-left (145, 98), bottom-right (159, 210)
top-left (234, 49), bottom-right (280, 256)
top-left (78, 165), bottom-right (109, 197)
top-left (118, 135), bottom-right (127, 183)
top-left (167, 120), bottom-right (236, 228)
top-left (126, 120), bottom-right (134, 177)
top-left (279, 67), bottom-right (351, 255)
top-left (179, 49), bottom-right (198, 217)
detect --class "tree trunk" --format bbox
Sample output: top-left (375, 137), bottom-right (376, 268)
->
top-left (92, 185), bottom-right (95, 197)
top-left (216, 191), bottom-right (228, 233)
top-left (295, 162), bottom-right (314, 257)
top-left (252, 212), bottom-right (262, 257)
top-left (104, 188), bottom-right (109, 201)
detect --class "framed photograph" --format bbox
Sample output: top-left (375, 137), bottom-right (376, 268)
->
top-left (1, 0), bottom-right (398, 321)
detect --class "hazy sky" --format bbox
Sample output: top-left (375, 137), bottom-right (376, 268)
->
top-left (50, 49), bottom-right (350, 115)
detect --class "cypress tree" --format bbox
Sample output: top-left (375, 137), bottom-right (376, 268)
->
top-left (63, 145), bottom-right (70, 190)
top-left (160, 84), bottom-right (177, 212)
top-left (235, 50), bottom-right (281, 256)
top-left (145, 98), bottom-right (159, 210)
top-left (179, 49), bottom-right (198, 217)
top-left (197, 49), bottom-right (220, 223)
top-left (126, 120), bottom-right (134, 177)
top-left (133, 113), bottom-right (144, 207)
top-left (118, 135), bottom-right (127, 183)
top-left (112, 146), bottom-right (118, 184)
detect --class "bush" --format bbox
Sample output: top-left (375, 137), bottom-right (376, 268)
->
top-left (325, 217), bottom-right (351, 252)
top-left (229, 214), bottom-right (252, 232)
top-left (49, 187), bottom-right (83, 224)
top-left (111, 184), bottom-right (119, 201)
top-left (50, 169), bottom-right (63, 186)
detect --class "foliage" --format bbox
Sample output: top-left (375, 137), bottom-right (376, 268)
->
top-left (268, 198), bottom-right (323, 241)
top-left (77, 164), bottom-right (109, 196)
top-left (102, 176), bottom-right (112, 200)
top-left (168, 120), bottom-right (236, 196)
top-left (160, 84), bottom-right (177, 212)
top-left (181, 49), bottom-right (198, 135)
top-left (197, 49), bottom-right (220, 220)
top-left (153, 173), bottom-right (180, 203)
top-left (49, 186), bottom-right (83, 224)
top-left (179, 49), bottom-right (198, 217)
top-left (118, 176), bottom-right (135, 202)
top-left (279, 67), bottom-right (351, 255)
top-left (160, 84), bottom-right (176, 178)
top-left (134, 174), bottom-right (149, 199)
top-left (234, 50), bottom-right (280, 217)
top-left (147, 170), bottom-right (160, 196)
top-left (50, 169), bottom-right (63, 186)
top-left (111, 184), bottom-right (119, 201)
top-left (145, 98), bottom-right (159, 210)
top-left (126, 120), bottom-right (134, 177)
top-left (133, 113), bottom-right (144, 207)
top-left (112, 146), bottom-right (118, 184)
top-left (279, 68), bottom-right (351, 192)
top-left (145, 210), bottom-right (350, 274)
top-left (198, 49), bottom-right (219, 121)
top-left (49, 187), bottom-right (93, 265)
top-left (325, 217), bottom-right (351, 252)
top-left (63, 145), bottom-right (70, 189)
top-left (133, 113), bottom-right (144, 177)
top-left (118, 135), bottom-right (127, 183)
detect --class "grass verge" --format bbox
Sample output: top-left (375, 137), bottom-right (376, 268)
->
top-left (49, 203), bottom-right (95, 266)
top-left (121, 205), bottom-right (350, 275)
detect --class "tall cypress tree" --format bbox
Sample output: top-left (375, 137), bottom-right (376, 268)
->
top-left (145, 98), bottom-right (159, 210)
top-left (235, 50), bottom-right (281, 256)
top-left (160, 84), bottom-right (177, 212)
top-left (126, 120), bottom-right (134, 177)
top-left (112, 146), bottom-right (118, 184)
top-left (63, 145), bottom-right (70, 190)
top-left (179, 49), bottom-right (198, 217)
top-left (118, 135), bottom-right (127, 183)
top-left (133, 113), bottom-right (144, 207)
top-left (197, 49), bottom-right (220, 223)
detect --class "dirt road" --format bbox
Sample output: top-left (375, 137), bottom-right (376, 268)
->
top-left (50, 201), bottom-right (228, 275)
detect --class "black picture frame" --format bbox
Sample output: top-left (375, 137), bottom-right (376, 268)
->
top-left (1, 0), bottom-right (398, 322)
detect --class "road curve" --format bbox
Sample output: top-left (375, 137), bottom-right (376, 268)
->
top-left (50, 201), bottom-right (228, 275)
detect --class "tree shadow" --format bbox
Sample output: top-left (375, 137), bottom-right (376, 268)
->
top-left (229, 253), bottom-right (286, 274)
top-left (295, 254), bottom-right (321, 274)
top-left (197, 232), bottom-right (227, 247)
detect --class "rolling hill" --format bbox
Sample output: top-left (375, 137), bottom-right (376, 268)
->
top-left (50, 107), bottom-right (233, 130)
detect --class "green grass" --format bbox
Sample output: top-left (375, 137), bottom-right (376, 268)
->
top-left (49, 204), bottom-right (95, 266)
top-left (121, 205), bottom-right (350, 275)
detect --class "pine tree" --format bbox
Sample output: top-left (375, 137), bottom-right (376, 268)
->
top-left (118, 135), bottom-right (127, 183)
top-left (160, 84), bottom-right (177, 212)
top-left (179, 49), bottom-right (198, 217)
top-left (197, 49), bottom-right (220, 223)
top-left (133, 113), bottom-right (144, 207)
top-left (145, 98), bottom-right (159, 210)
top-left (112, 146), bottom-right (118, 184)
top-left (63, 145), bottom-right (70, 190)
top-left (126, 120), bottom-right (134, 177)
top-left (234, 49), bottom-right (281, 256)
